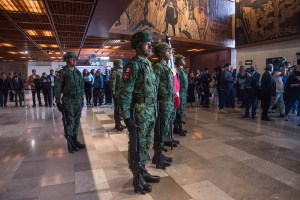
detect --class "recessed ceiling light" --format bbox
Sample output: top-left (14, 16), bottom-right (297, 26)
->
top-left (1, 0), bottom-right (46, 13)
top-left (39, 44), bottom-right (47, 48)
top-left (25, 30), bottom-right (38, 36)
top-left (42, 31), bottom-right (53, 37)
top-left (0, 43), bottom-right (14, 47)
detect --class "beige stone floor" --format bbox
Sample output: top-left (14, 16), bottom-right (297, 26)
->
top-left (0, 103), bottom-right (300, 200)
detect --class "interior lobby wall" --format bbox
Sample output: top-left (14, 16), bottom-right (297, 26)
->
top-left (189, 50), bottom-right (230, 73)
top-left (0, 62), bottom-right (27, 77)
top-left (236, 39), bottom-right (300, 73)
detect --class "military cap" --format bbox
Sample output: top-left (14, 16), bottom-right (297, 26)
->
top-left (131, 31), bottom-right (154, 49)
top-left (153, 42), bottom-right (171, 56)
top-left (175, 54), bottom-right (185, 65)
top-left (63, 52), bottom-right (77, 62)
top-left (113, 59), bottom-right (123, 66)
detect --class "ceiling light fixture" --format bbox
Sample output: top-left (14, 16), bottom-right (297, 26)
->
top-left (8, 51), bottom-right (18, 54)
top-left (25, 30), bottom-right (38, 36)
top-left (0, 0), bottom-right (19, 12)
top-left (42, 30), bottom-right (53, 37)
top-left (0, 43), bottom-right (14, 47)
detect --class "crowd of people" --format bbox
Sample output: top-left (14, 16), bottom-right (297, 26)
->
top-left (0, 67), bottom-right (115, 108)
top-left (184, 61), bottom-right (300, 123)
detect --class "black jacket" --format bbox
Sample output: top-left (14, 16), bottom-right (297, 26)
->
top-left (261, 71), bottom-right (275, 97)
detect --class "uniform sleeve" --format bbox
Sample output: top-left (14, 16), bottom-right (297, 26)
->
top-left (152, 63), bottom-right (161, 89)
top-left (54, 70), bottom-right (64, 103)
top-left (110, 70), bottom-right (117, 97)
top-left (119, 63), bottom-right (137, 119)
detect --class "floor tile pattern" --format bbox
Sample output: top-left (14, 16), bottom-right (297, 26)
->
top-left (0, 105), bottom-right (299, 199)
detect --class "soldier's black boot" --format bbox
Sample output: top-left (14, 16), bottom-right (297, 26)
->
top-left (179, 123), bottom-right (186, 136)
top-left (73, 135), bottom-right (86, 149)
top-left (142, 165), bottom-right (160, 183)
top-left (162, 154), bottom-right (173, 163)
top-left (172, 139), bottom-right (180, 144)
top-left (65, 136), bottom-right (79, 153)
top-left (152, 149), bottom-right (171, 170)
top-left (164, 140), bottom-right (178, 148)
top-left (133, 174), bottom-right (152, 194)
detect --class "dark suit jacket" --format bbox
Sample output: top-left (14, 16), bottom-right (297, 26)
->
top-left (261, 71), bottom-right (275, 97)
top-left (250, 71), bottom-right (261, 94)
top-left (11, 77), bottom-right (24, 91)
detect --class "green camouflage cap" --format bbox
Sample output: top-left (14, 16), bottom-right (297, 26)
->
top-left (131, 31), bottom-right (154, 49)
top-left (113, 59), bottom-right (123, 66)
top-left (153, 42), bottom-right (171, 56)
top-left (175, 54), bottom-right (185, 65)
top-left (63, 52), bottom-right (77, 62)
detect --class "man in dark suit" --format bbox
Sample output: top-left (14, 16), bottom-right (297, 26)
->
top-left (242, 67), bottom-right (261, 119)
top-left (47, 69), bottom-right (56, 106)
top-left (260, 64), bottom-right (275, 121)
top-left (11, 73), bottom-right (24, 107)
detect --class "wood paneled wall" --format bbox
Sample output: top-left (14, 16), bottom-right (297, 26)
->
top-left (189, 50), bottom-right (230, 73)
top-left (0, 62), bottom-right (28, 77)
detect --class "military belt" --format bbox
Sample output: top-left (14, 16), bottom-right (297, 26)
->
top-left (157, 95), bottom-right (173, 101)
top-left (63, 93), bottom-right (82, 99)
top-left (134, 97), bottom-right (157, 104)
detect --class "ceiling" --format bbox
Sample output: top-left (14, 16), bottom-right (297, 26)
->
top-left (0, 0), bottom-right (228, 63)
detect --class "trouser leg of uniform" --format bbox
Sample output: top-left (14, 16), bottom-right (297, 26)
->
top-left (113, 97), bottom-right (121, 129)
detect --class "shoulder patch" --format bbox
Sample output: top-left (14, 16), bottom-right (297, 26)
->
top-left (111, 71), bottom-right (116, 78)
top-left (123, 65), bottom-right (133, 81)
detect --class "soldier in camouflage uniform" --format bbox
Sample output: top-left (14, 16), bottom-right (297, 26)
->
top-left (55, 52), bottom-right (86, 153)
top-left (110, 59), bottom-right (126, 131)
top-left (119, 31), bottom-right (160, 193)
top-left (174, 55), bottom-right (188, 136)
top-left (152, 42), bottom-right (175, 169)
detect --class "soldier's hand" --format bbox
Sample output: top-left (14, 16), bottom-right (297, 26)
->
top-left (56, 103), bottom-right (64, 112)
top-left (124, 118), bottom-right (136, 133)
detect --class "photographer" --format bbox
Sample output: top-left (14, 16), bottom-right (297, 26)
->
top-left (242, 66), bottom-right (261, 119)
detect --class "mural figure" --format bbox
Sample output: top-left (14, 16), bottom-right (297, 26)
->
top-left (236, 0), bottom-right (300, 45)
top-left (162, 0), bottom-right (178, 35)
top-left (111, 0), bottom-right (234, 45)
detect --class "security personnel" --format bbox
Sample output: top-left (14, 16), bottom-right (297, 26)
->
top-left (55, 52), bottom-right (86, 153)
top-left (119, 31), bottom-right (160, 193)
top-left (110, 59), bottom-right (126, 131)
top-left (174, 54), bottom-right (188, 136)
top-left (152, 42), bottom-right (174, 169)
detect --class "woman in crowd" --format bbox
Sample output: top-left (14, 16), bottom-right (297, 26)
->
top-left (82, 69), bottom-right (94, 106)
top-left (187, 71), bottom-right (196, 106)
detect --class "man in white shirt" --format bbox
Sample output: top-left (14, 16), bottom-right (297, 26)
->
top-left (271, 66), bottom-right (286, 117)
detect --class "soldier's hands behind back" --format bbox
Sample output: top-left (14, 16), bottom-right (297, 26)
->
top-left (56, 103), bottom-right (64, 112)
top-left (124, 118), bottom-right (136, 133)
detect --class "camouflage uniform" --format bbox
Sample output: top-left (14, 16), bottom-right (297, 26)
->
top-left (119, 32), bottom-right (160, 194)
top-left (152, 42), bottom-right (174, 169)
top-left (174, 55), bottom-right (188, 135)
top-left (55, 52), bottom-right (85, 153)
top-left (119, 55), bottom-right (157, 161)
top-left (110, 59), bottom-right (125, 130)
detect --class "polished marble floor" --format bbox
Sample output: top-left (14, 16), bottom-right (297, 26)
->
top-left (0, 102), bottom-right (300, 200)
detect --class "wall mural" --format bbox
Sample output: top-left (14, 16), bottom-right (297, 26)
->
top-left (111, 0), bottom-right (234, 46)
top-left (236, 0), bottom-right (300, 45)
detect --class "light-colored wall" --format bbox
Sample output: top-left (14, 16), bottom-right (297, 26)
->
top-left (236, 39), bottom-right (300, 73)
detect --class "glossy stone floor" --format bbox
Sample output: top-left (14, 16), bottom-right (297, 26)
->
top-left (0, 102), bottom-right (300, 200)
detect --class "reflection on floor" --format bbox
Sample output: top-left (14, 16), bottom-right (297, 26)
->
top-left (0, 105), bottom-right (299, 200)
